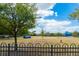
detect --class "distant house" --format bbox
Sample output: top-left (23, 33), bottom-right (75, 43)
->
top-left (64, 31), bottom-right (72, 37)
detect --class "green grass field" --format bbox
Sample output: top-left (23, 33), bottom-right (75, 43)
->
top-left (0, 36), bottom-right (79, 45)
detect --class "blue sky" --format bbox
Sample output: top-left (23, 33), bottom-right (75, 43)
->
top-left (29, 3), bottom-right (79, 34)
top-left (45, 3), bottom-right (79, 20)
top-left (45, 3), bottom-right (79, 26)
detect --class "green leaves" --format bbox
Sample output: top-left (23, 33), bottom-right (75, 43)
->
top-left (69, 8), bottom-right (79, 20)
top-left (0, 3), bottom-right (37, 35)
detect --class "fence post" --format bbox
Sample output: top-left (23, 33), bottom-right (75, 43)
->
top-left (8, 44), bottom-right (10, 56)
top-left (51, 45), bottom-right (53, 56)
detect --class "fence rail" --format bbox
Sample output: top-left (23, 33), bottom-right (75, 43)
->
top-left (0, 43), bottom-right (79, 56)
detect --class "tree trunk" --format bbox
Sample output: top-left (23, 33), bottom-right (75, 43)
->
top-left (14, 32), bottom-right (17, 51)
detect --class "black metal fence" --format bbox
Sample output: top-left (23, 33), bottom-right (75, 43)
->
top-left (0, 42), bottom-right (79, 56)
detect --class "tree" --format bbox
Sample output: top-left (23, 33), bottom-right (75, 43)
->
top-left (29, 31), bottom-right (36, 36)
top-left (0, 27), bottom-right (9, 35)
top-left (55, 32), bottom-right (63, 36)
top-left (0, 3), bottom-right (37, 50)
top-left (20, 28), bottom-right (29, 36)
top-left (72, 31), bottom-right (79, 37)
top-left (69, 8), bottom-right (79, 20)
top-left (44, 32), bottom-right (51, 36)
top-left (41, 28), bottom-right (45, 39)
top-left (69, 8), bottom-right (79, 37)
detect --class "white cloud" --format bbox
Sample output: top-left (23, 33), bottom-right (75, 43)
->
top-left (37, 10), bottom-right (54, 18)
top-left (44, 26), bottom-right (79, 33)
top-left (29, 18), bottom-right (73, 33)
top-left (36, 18), bottom-right (71, 27)
top-left (36, 3), bottom-right (55, 10)
top-left (36, 3), bottom-right (56, 18)
top-left (55, 12), bottom-right (58, 16)
top-left (29, 3), bottom-right (79, 34)
top-left (64, 26), bottom-right (79, 32)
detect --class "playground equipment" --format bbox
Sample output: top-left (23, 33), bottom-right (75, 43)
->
top-left (64, 31), bottom-right (72, 37)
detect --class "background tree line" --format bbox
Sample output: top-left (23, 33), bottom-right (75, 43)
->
top-left (29, 31), bottom-right (79, 37)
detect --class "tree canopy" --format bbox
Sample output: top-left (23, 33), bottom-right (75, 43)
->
top-left (69, 8), bottom-right (79, 20)
top-left (0, 3), bottom-right (37, 36)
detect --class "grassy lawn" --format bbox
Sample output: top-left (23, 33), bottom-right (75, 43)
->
top-left (0, 36), bottom-right (79, 45)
